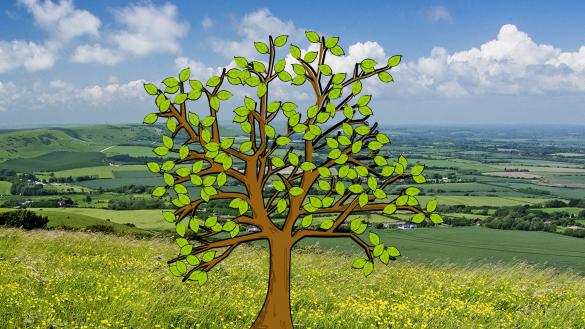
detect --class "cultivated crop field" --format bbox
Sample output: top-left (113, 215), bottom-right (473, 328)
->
top-left (1, 229), bottom-right (584, 329)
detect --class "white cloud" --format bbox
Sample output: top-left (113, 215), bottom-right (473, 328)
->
top-left (398, 24), bottom-right (585, 96)
top-left (425, 6), bottom-right (452, 22)
top-left (111, 3), bottom-right (188, 57)
top-left (19, 0), bottom-right (101, 41)
top-left (201, 16), bottom-right (213, 31)
top-left (0, 40), bottom-right (55, 73)
top-left (0, 81), bottom-right (23, 112)
top-left (71, 44), bottom-right (123, 65)
top-left (210, 8), bottom-right (303, 58)
top-left (1, 0), bottom-right (99, 73)
top-left (72, 3), bottom-right (189, 65)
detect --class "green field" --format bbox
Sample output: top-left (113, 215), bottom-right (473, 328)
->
top-left (0, 151), bottom-right (106, 172)
top-left (37, 164), bottom-right (146, 179)
top-left (1, 228), bottom-right (584, 328)
top-left (29, 208), bottom-right (174, 231)
top-left (0, 181), bottom-right (11, 195)
top-left (309, 226), bottom-right (585, 273)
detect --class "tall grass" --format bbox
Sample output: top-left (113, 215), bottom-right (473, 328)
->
top-left (1, 228), bottom-right (584, 328)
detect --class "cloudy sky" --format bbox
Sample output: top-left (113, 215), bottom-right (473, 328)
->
top-left (1, 0), bottom-right (584, 126)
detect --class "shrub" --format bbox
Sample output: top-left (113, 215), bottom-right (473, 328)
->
top-left (0, 210), bottom-right (48, 229)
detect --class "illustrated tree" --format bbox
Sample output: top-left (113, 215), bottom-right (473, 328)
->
top-left (143, 31), bottom-right (442, 329)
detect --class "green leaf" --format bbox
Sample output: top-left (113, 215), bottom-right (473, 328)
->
top-left (411, 165), bottom-right (424, 176)
top-left (388, 55), bottom-right (402, 67)
top-left (176, 167), bottom-right (190, 177)
top-left (189, 218), bottom-right (199, 232)
top-left (257, 83), bottom-right (267, 97)
top-left (330, 45), bottom-right (345, 56)
top-left (363, 261), bottom-right (374, 276)
top-left (179, 145), bottom-right (189, 160)
top-left (405, 187), bottom-right (420, 196)
top-left (383, 204), bottom-right (396, 215)
top-left (350, 219), bottom-right (362, 232)
top-left (318, 64), bottom-right (332, 76)
top-left (289, 187), bottom-right (304, 196)
top-left (252, 61), bottom-right (266, 73)
top-left (325, 36), bottom-right (339, 48)
top-left (162, 211), bottom-right (175, 223)
top-left (255, 41), bottom-right (269, 54)
top-left (144, 83), bottom-right (158, 95)
top-left (223, 221), bottom-right (236, 232)
top-left (318, 180), bottom-right (331, 191)
top-left (320, 219), bottom-right (334, 230)
top-left (204, 216), bottom-right (217, 228)
top-left (273, 35), bottom-right (288, 47)
top-left (167, 119), bottom-right (177, 133)
top-left (272, 180), bottom-right (285, 191)
top-left (278, 71), bottom-right (292, 82)
top-left (361, 59), bottom-right (377, 69)
top-left (357, 95), bottom-right (371, 107)
top-left (412, 213), bottom-right (426, 224)
top-left (300, 162), bottom-right (316, 171)
top-left (380, 251), bottom-right (390, 265)
top-left (276, 136), bottom-right (291, 146)
top-left (352, 257), bottom-right (367, 269)
top-left (378, 71), bottom-right (394, 83)
top-left (355, 223), bottom-right (367, 235)
top-left (162, 135), bottom-right (173, 149)
top-left (152, 146), bottom-right (169, 156)
top-left (388, 246), bottom-right (400, 257)
top-left (399, 155), bottom-right (408, 169)
top-left (304, 51), bottom-right (318, 63)
top-left (290, 45), bottom-right (301, 59)
top-left (373, 244), bottom-right (385, 257)
top-left (152, 186), bottom-right (166, 197)
top-left (175, 261), bottom-right (187, 274)
top-left (430, 213), bottom-right (443, 224)
top-left (176, 222), bottom-right (186, 237)
top-left (369, 232), bottom-right (380, 246)
top-left (217, 90), bottom-right (233, 101)
top-left (301, 215), bottom-right (313, 228)
top-left (413, 175), bottom-right (427, 184)
top-left (179, 67), bottom-right (190, 82)
top-left (186, 255), bottom-right (200, 266)
top-left (146, 162), bottom-right (160, 173)
top-left (396, 195), bottom-right (409, 206)
top-left (143, 113), bottom-right (158, 125)
top-left (206, 76), bottom-right (221, 87)
top-left (277, 199), bottom-right (287, 213)
top-left (234, 57), bottom-right (248, 68)
top-left (359, 193), bottom-right (369, 207)
top-left (163, 77), bottom-right (179, 87)
top-left (426, 199), bottom-right (438, 212)
top-left (202, 251), bottom-right (215, 263)
top-left (230, 225), bottom-right (240, 238)
top-left (305, 31), bottom-right (320, 43)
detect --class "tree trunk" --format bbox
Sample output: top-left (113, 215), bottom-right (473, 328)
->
top-left (250, 238), bottom-right (293, 329)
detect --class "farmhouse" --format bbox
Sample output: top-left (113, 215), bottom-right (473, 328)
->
top-left (383, 221), bottom-right (416, 229)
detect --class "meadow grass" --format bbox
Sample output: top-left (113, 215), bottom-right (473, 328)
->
top-left (1, 228), bottom-right (584, 329)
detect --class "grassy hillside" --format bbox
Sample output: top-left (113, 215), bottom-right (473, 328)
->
top-left (0, 125), bottom-right (160, 162)
top-left (0, 151), bottom-right (107, 172)
top-left (0, 229), bottom-right (584, 328)
top-left (0, 181), bottom-right (11, 195)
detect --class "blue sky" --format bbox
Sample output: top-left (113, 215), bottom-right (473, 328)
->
top-left (1, 0), bottom-right (584, 126)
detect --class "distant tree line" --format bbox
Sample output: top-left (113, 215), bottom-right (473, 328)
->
top-left (0, 210), bottom-right (48, 229)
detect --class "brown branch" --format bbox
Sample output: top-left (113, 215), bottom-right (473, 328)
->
top-left (292, 230), bottom-right (373, 260)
